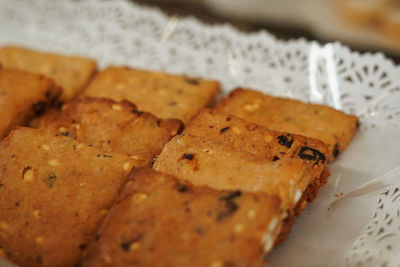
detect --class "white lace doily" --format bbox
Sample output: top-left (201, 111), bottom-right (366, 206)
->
top-left (0, 0), bottom-right (399, 266)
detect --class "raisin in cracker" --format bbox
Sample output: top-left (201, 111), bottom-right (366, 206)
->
top-left (83, 168), bottom-right (282, 267)
top-left (215, 88), bottom-right (358, 161)
top-left (0, 46), bottom-right (97, 102)
top-left (0, 127), bottom-right (141, 267)
top-left (33, 97), bottom-right (183, 165)
top-left (82, 67), bottom-right (220, 123)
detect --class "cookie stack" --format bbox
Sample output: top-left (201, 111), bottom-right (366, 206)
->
top-left (0, 46), bottom-right (358, 267)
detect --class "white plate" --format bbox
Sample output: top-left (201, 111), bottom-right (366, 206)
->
top-left (0, 0), bottom-right (399, 266)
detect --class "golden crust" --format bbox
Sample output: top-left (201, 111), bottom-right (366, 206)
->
top-left (0, 46), bottom-right (97, 101)
top-left (83, 168), bottom-right (282, 267)
top-left (153, 135), bottom-right (317, 211)
top-left (0, 127), bottom-right (139, 267)
top-left (215, 88), bottom-right (358, 161)
top-left (34, 97), bottom-right (183, 165)
top-left (0, 68), bottom-right (61, 140)
top-left (82, 66), bottom-right (220, 123)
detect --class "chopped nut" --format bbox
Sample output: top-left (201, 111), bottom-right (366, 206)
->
top-left (232, 126), bottom-right (241, 135)
top-left (23, 167), bottom-right (34, 182)
top-left (132, 193), bottom-right (148, 204)
top-left (263, 133), bottom-right (273, 143)
top-left (130, 155), bottom-right (139, 160)
top-left (129, 242), bottom-right (140, 251)
top-left (123, 162), bottom-right (131, 171)
top-left (234, 224), bottom-right (244, 233)
top-left (268, 217), bottom-right (278, 232)
top-left (58, 126), bottom-right (68, 133)
top-left (76, 143), bottom-right (85, 149)
top-left (48, 159), bottom-right (60, 166)
top-left (247, 209), bottom-right (256, 219)
top-left (243, 102), bottom-right (260, 112)
top-left (36, 237), bottom-right (44, 244)
top-left (41, 144), bottom-right (50, 151)
top-left (262, 233), bottom-right (274, 252)
top-left (294, 189), bottom-right (302, 203)
top-left (112, 104), bottom-right (122, 111)
top-left (33, 210), bottom-right (40, 218)
top-left (210, 260), bottom-right (223, 267)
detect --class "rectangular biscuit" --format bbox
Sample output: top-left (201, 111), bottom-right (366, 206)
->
top-left (0, 46), bottom-right (97, 102)
top-left (153, 135), bottom-right (317, 213)
top-left (0, 68), bottom-right (61, 140)
top-left (82, 67), bottom-right (221, 123)
top-left (215, 88), bottom-right (358, 161)
top-left (0, 127), bottom-right (141, 267)
top-left (33, 97), bottom-right (183, 165)
top-left (83, 168), bottom-right (282, 267)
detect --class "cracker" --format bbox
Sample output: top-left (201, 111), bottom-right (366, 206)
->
top-left (34, 97), bottom-right (183, 165)
top-left (215, 88), bottom-right (358, 161)
top-left (153, 135), bottom-right (317, 212)
top-left (0, 127), bottom-right (140, 267)
top-left (82, 67), bottom-right (220, 123)
top-left (0, 68), bottom-right (61, 140)
top-left (0, 46), bottom-right (97, 102)
top-left (83, 168), bottom-right (282, 267)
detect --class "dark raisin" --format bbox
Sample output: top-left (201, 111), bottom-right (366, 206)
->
top-left (332, 143), bottom-right (340, 158)
top-left (208, 125), bottom-right (214, 128)
top-left (156, 119), bottom-right (161, 127)
top-left (272, 156), bottom-right (280, 161)
top-left (94, 234), bottom-right (100, 241)
top-left (356, 119), bottom-right (360, 129)
top-left (220, 126), bottom-right (230, 133)
top-left (79, 244), bottom-right (87, 251)
top-left (0, 183), bottom-right (3, 187)
top-left (15, 202), bottom-right (20, 207)
top-left (131, 109), bottom-right (143, 115)
top-left (298, 147), bottom-right (326, 164)
top-left (45, 90), bottom-right (52, 99)
top-left (175, 182), bottom-right (189, 193)
top-left (195, 226), bottom-right (205, 236)
top-left (181, 153), bottom-right (194, 160)
top-left (277, 134), bottom-right (294, 148)
top-left (217, 191), bottom-right (242, 221)
top-left (32, 101), bottom-right (46, 116)
top-left (103, 155), bottom-right (113, 158)
top-left (219, 190), bottom-right (242, 201)
top-left (46, 173), bottom-right (57, 188)
top-left (120, 241), bottom-right (131, 252)
top-left (185, 78), bottom-right (199, 85)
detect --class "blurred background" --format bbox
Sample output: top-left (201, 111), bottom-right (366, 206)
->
top-left (132, 0), bottom-right (400, 63)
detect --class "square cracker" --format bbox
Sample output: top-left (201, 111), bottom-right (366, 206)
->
top-left (0, 46), bottom-right (97, 102)
top-left (153, 135), bottom-right (317, 212)
top-left (0, 68), bottom-right (61, 140)
top-left (82, 67), bottom-right (220, 123)
top-left (215, 88), bottom-right (358, 161)
top-left (0, 127), bottom-right (141, 267)
top-left (34, 97), bottom-right (183, 165)
top-left (82, 168), bottom-right (282, 267)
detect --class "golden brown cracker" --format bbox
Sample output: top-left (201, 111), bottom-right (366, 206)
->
top-left (0, 68), bottom-right (61, 140)
top-left (83, 168), bottom-right (282, 267)
top-left (0, 127), bottom-right (140, 267)
top-left (34, 97), bottom-right (183, 165)
top-left (0, 46), bottom-right (97, 101)
top-left (82, 66), bottom-right (220, 123)
top-left (215, 88), bottom-right (358, 161)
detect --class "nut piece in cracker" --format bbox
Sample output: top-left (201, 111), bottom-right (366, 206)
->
top-left (0, 68), bottom-right (61, 140)
top-left (82, 66), bottom-right (220, 123)
top-left (34, 97), bottom-right (183, 165)
top-left (82, 168), bottom-right (282, 267)
top-left (215, 88), bottom-right (358, 161)
top-left (0, 46), bottom-right (97, 101)
top-left (0, 127), bottom-right (142, 267)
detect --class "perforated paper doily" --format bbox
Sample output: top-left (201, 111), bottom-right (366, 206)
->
top-left (0, 0), bottom-right (399, 266)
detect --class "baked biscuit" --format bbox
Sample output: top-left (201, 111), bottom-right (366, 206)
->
top-left (83, 168), bottom-right (282, 267)
top-left (0, 68), bottom-right (61, 140)
top-left (82, 67), bottom-right (220, 123)
top-left (153, 135), bottom-right (318, 212)
top-left (0, 46), bottom-right (97, 101)
top-left (215, 88), bottom-right (358, 161)
top-left (34, 97), bottom-right (183, 165)
top-left (0, 127), bottom-right (140, 267)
